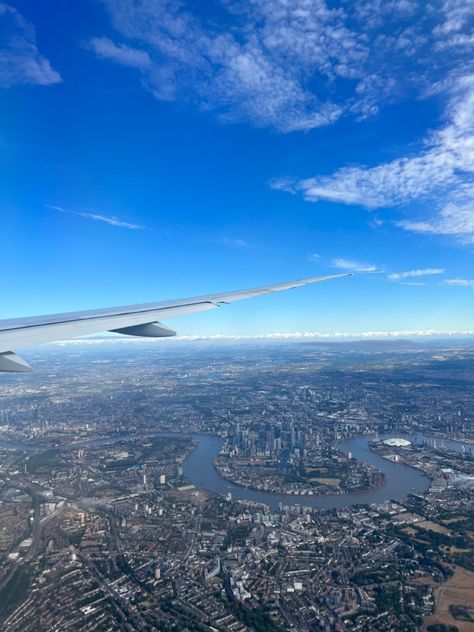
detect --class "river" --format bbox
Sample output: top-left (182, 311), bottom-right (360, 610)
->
top-left (183, 433), bottom-right (431, 511)
top-left (0, 431), bottom-right (451, 511)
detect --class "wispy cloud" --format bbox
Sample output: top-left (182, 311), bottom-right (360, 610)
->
top-left (218, 238), bottom-right (250, 249)
top-left (401, 282), bottom-right (427, 286)
top-left (332, 258), bottom-right (380, 273)
top-left (48, 205), bottom-right (145, 230)
top-left (273, 78), bottom-right (474, 209)
top-left (87, 1), bottom-right (474, 138)
top-left (0, 3), bottom-right (61, 87)
top-left (88, 0), bottom-right (361, 132)
top-left (397, 201), bottom-right (474, 244)
top-left (388, 268), bottom-right (445, 281)
top-left (306, 252), bottom-right (321, 262)
top-left (86, 37), bottom-right (151, 70)
top-left (88, 0), bottom-right (471, 133)
top-left (444, 278), bottom-right (474, 287)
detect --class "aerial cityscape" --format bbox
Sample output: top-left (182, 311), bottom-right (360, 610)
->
top-left (0, 340), bottom-right (473, 631)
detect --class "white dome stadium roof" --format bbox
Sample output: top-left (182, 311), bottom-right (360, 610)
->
top-left (383, 438), bottom-right (411, 447)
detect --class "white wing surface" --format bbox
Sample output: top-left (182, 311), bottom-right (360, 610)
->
top-left (0, 274), bottom-right (351, 371)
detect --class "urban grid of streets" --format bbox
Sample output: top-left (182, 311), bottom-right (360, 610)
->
top-left (0, 339), bottom-right (474, 631)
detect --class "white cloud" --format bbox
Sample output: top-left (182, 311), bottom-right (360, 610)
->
top-left (280, 149), bottom-right (454, 208)
top-left (48, 205), bottom-right (145, 230)
top-left (0, 3), bottom-right (61, 87)
top-left (434, 1), bottom-right (474, 38)
top-left (306, 252), bottom-right (321, 262)
top-left (275, 77), bottom-right (474, 211)
top-left (397, 202), bottom-right (474, 243)
top-left (369, 216), bottom-right (384, 228)
top-left (444, 278), bottom-right (474, 287)
top-left (88, 0), bottom-right (369, 132)
top-left (219, 237), bottom-right (249, 249)
top-left (86, 37), bottom-right (151, 69)
top-left (332, 258), bottom-right (380, 273)
top-left (91, 0), bottom-right (474, 135)
top-left (90, 0), bottom-right (472, 133)
top-left (273, 78), bottom-right (474, 243)
top-left (388, 268), bottom-right (445, 280)
top-left (264, 2), bottom-right (474, 242)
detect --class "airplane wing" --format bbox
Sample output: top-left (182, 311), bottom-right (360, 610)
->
top-left (0, 273), bottom-right (351, 371)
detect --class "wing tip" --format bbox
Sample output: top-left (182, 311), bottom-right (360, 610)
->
top-left (303, 272), bottom-right (353, 283)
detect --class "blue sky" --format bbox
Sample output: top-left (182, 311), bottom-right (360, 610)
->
top-left (1, 0), bottom-right (474, 337)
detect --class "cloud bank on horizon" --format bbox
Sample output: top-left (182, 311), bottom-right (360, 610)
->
top-left (48, 329), bottom-right (474, 346)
